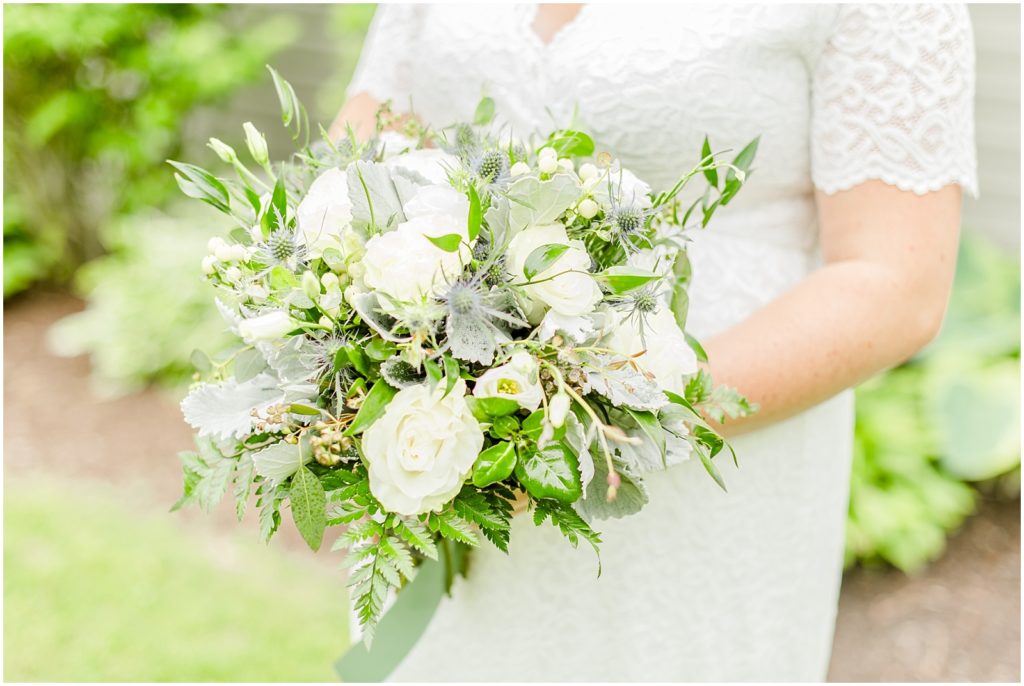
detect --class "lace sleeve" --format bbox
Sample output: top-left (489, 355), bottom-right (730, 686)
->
top-left (345, 5), bottom-right (424, 105)
top-left (811, 4), bottom-right (978, 196)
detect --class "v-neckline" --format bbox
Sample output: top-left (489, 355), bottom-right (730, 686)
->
top-left (525, 4), bottom-right (589, 50)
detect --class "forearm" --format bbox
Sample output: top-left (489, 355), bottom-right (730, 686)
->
top-left (704, 259), bottom-right (945, 436)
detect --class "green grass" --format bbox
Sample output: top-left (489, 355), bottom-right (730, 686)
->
top-left (4, 477), bottom-right (349, 681)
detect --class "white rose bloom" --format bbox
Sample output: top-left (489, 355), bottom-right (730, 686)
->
top-left (237, 310), bottom-right (295, 343)
top-left (604, 306), bottom-right (697, 396)
top-left (402, 183), bottom-right (469, 224)
top-left (386, 149), bottom-right (459, 185)
top-left (376, 131), bottom-right (418, 158)
top-left (364, 379), bottom-right (483, 515)
top-left (592, 165), bottom-right (653, 210)
top-left (296, 168), bottom-right (354, 256)
top-left (361, 219), bottom-right (468, 306)
top-left (472, 355), bottom-right (543, 411)
top-left (507, 223), bottom-right (602, 324)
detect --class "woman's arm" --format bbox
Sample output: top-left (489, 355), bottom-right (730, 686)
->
top-left (704, 180), bottom-right (962, 435)
top-left (328, 92), bottom-right (382, 142)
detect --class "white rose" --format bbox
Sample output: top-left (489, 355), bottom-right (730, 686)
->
top-left (296, 168), bottom-right (354, 256)
top-left (507, 223), bottom-right (602, 324)
top-left (472, 354), bottom-right (543, 410)
top-left (604, 307), bottom-right (697, 395)
top-left (237, 310), bottom-right (295, 343)
top-left (402, 183), bottom-right (469, 225)
top-left (376, 131), bottom-right (418, 158)
top-left (364, 379), bottom-right (483, 515)
top-left (361, 219), bottom-right (468, 306)
top-left (386, 149), bottom-right (459, 185)
top-left (592, 164), bottom-right (652, 210)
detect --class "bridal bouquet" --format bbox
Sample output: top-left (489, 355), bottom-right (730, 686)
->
top-left (173, 68), bottom-right (757, 643)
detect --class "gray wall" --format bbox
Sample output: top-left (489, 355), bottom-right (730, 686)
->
top-left (211, 4), bottom-right (1021, 250)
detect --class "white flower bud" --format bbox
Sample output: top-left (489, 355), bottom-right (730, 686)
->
top-left (548, 391), bottom-right (571, 429)
top-left (208, 237), bottom-right (228, 254)
top-left (301, 271), bottom-right (321, 300)
top-left (217, 243), bottom-right (248, 263)
top-left (224, 266), bottom-right (242, 282)
top-left (510, 161), bottom-right (531, 177)
top-left (557, 158), bottom-right (574, 172)
top-left (538, 156), bottom-right (558, 174)
top-left (509, 351), bottom-right (535, 373)
top-left (243, 121), bottom-right (269, 166)
top-left (214, 244), bottom-right (235, 262)
top-left (318, 316), bottom-right (332, 328)
top-left (321, 272), bottom-right (339, 289)
top-left (538, 146), bottom-right (557, 160)
top-left (207, 138), bottom-right (237, 163)
top-left (578, 163), bottom-right (598, 181)
top-left (201, 255), bottom-right (217, 275)
top-left (237, 310), bottom-right (295, 343)
top-left (578, 198), bottom-right (599, 220)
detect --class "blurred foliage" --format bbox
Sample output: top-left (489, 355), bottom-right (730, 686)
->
top-left (3, 476), bottom-right (347, 681)
top-left (315, 4), bottom-right (376, 121)
top-left (3, 4), bottom-right (297, 297)
top-left (47, 204), bottom-right (236, 397)
top-left (846, 232), bottom-right (1021, 572)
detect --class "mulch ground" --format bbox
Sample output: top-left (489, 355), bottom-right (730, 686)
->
top-left (5, 291), bottom-right (1020, 682)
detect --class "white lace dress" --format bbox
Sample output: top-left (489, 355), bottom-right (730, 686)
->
top-left (345, 4), bottom-right (978, 681)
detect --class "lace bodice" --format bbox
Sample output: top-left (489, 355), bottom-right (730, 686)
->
top-left (342, 5), bottom-right (977, 681)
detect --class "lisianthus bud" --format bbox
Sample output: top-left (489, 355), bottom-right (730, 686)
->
top-left (224, 266), bottom-right (242, 282)
top-left (243, 122), bottom-right (269, 166)
top-left (548, 391), bottom-right (571, 428)
top-left (538, 147), bottom-right (557, 160)
top-left (510, 161), bottom-right (531, 177)
top-left (216, 243), bottom-right (247, 263)
top-left (208, 236), bottom-right (228, 254)
top-left (208, 138), bottom-right (237, 163)
top-left (557, 157), bottom-right (574, 172)
top-left (201, 255), bottom-right (217, 275)
top-left (301, 271), bottom-right (321, 299)
top-left (318, 316), bottom-right (332, 328)
top-left (237, 310), bottom-right (295, 343)
top-left (321, 272), bottom-right (340, 289)
top-left (578, 198), bottom-right (599, 220)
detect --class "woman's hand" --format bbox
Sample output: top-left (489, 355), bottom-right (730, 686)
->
top-left (704, 180), bottom-right (962, 435)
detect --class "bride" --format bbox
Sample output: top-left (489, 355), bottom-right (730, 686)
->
top-left (330, 4), bottom-right (976, 681)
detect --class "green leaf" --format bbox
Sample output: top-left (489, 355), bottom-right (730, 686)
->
top-left (423, 358), bottom-right (442, 385)
top-left (521, 409), bottom-right (566, 442)
top-left (685, 333), bottom-right (708, 364)
top-left (515, 442), bottom-right (582, 503)
top-left (694, 442), bottom-right (727, 492)
top-left (426, 233), bottom-right (464, 253)
top-left (683, 369), bottom-right (714, 405)
top-left (671, 286), bottom-right (689, 332)
top-left (523, 243), bottom-right (569, 280)
top-left (467, 396), bottom-right (520, 419)
top-left (546, 129), bottom-right (595, 157)
top-left (701, 136), bottom-right (718, 188)
top-left (467, 184), bottom-right (482, 241)
top-left (189, 349), bottom-right (211, 373)
top-left (473, 96), bottom-right (496, 126)
top-left (234, 347), bottom-right (267, 382)
top-left (364, 338), bottom-right (396, 362)
top-left (625, 408), bottom-right (666, 464)
top-left (168, 160), bottom-right (230, 213)
top-left (434, 511), bottom-right (479, 547)
top-left (267, 65), bottom-right (307, 141)
top-left (442, 355), bottom-right (461, 399)
top-left (290, 466), bottom-right (326, 551)
top-left (729, 136), bottom-right (760, 179)
top-left (392, 517), bottom-right (439, 560)
top-left (344, 381), bottom-right (398, 436)
top-left (599, 267), bottom-right (660, 294)
top-left (289, 403), bottom-right (322, 416)
top-left (532, 498), bottom-right (601, 557)
top-left (344, 343), bottom-right (372, 377)
top-left (472, 442), bottom-right (518, 488)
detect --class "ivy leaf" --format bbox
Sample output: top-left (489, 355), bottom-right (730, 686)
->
top-left (515, 442), bottom-right (582, 503)
top-left (290, 466), bottom-right (326, 551)
top-left (522, 243), bottom-right (569, 280)
top-left (426, 233), bottom-right (463, 253)
top-left (472, 441), bottom-right (518, 488)
top-left (344, 380), bottom-right (397, 436)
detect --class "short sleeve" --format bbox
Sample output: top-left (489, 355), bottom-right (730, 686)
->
top-left (345, 5), bottom-right (425, 104)
top-left (811, 4), bottom-right (978, 196)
